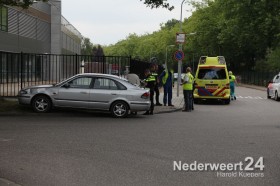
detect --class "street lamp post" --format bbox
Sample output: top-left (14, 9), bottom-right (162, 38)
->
top-left (165, 45), bottom-right (175, 68)
top-left (177, 0), bottom-right (186, 97)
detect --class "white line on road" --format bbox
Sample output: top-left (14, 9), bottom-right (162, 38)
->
top-left (236, 96), bottom-right (264, 99)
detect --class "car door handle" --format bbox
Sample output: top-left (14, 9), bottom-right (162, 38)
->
top-left (111, 93), bottom-right (117, 95)
top-left (80, 92), bottom-right (88, 94)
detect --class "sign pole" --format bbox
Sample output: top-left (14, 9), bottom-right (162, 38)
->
top-left (177, 0), bottom-right (186, 97)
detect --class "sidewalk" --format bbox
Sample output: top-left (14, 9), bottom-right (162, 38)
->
top-left (238, 83), bottom-right (266, 91)
top-left (153, 84), bottom-right (185, 114)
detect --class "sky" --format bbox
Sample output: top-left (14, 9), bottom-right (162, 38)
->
top-left (62, 0), bottom-right (193, 46)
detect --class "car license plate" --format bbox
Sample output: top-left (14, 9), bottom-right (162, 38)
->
top-left (205, 84), bottom-right (218, 89)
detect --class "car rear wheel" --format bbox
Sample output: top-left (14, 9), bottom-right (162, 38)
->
top-left (32, 95), bottom-right (52, 113)
top-left (111, 101), bottom-right (129, 118)
top-left (275, 91), bottom-right (279, 101)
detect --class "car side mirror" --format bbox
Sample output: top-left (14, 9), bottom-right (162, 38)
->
top-left (63, 83), bottom-right (70, 88)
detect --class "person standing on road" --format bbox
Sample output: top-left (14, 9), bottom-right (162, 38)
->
top-left (182, 67), bottom-right (194, 112)
top-left (229, 71), bottom-right (237, 100)
top-left (143, 69), bottom-right (156, 115)
top-left (159, 66), bottom-right (174, 106)
top-left (150, 64), bottom-right (162, 106)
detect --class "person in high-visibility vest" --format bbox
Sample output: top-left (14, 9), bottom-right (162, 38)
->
top-left (182, 67), bottom-right (194, 112)
top-left (143, 69), bottom-right (156, 115)
top-left (159, 67), bottom-right (174, 106)
top-left (229, 71), bottom-right (237, 100)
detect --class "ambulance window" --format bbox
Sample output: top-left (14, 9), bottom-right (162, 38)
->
top-left (198, 68), bottom-right (227, 80)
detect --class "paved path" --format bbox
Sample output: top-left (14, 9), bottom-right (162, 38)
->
top-left (153, 85), bottom-right (185, 114)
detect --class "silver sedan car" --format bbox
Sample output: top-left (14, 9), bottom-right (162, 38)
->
top-left (18, 73), bottom-right (151, 118)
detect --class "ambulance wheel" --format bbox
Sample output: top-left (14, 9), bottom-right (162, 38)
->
top-left (194, 98), bottom-right (199, 104)
top-left (224, 98), bottom-right (230, 105)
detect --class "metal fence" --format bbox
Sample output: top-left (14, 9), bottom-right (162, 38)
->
top-left (0, 51), bottom-right (133, 97)
top-left (238, 70), bottom-right (279, 87)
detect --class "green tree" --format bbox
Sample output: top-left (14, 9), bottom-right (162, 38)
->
top-left (266, 46), bottom-right (280, 70)
top-left (0, 0), bottom-right (48, 8)
top-left (140, 0), bottom-right (174, 10)
top-left (92, 45), bottom-right (104, 56)
top-left (1, 0), bottom-right (174, 10)
top-left (81, 37), bottom-right (94, 55)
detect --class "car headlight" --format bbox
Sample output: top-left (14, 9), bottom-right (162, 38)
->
top-left (19, 89), bottom-right (30, 94)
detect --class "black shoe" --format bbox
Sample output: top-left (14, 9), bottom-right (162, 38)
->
top-left (164, 104), bottom-right (166, 106)
top-left (168, 104), bottom-right (174, 107)
top-left (192, 107), bottom-right (194, 110)
top-left (234, 96), bottom-right (236, 100)
top-left (155, 103), bottom-right (162, 106)
top-left (150, 111), bottom-right (153, 115)
top-left (143, 111), bottom-right (150, 115)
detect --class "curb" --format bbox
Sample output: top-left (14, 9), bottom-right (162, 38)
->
top-left (238, 84), bottom-right (266, 91)
top-left (154, 107), bottom-right (182, 114)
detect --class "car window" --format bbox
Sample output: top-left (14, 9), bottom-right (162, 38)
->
top-left (197, 68), bottom-right (227, 80)
top-left (68, 77), bottom-right (92, 89)
top-left (275, 76), bottom-right (280, 83)
top-left (93, 78), bottom-right (120, 90)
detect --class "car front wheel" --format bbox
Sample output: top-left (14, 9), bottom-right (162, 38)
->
top-left (275, 91), bottom-right (279, 101)
top-left (32, 95), bottom-right (52, 113)
top-left (111, 101), bottom-right (129, 118)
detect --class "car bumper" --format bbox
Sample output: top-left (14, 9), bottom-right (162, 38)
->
top-left (18, 95), bottom-right (32, 105)
top-left (193, 94), bottom-right (230, 99)
top-left (129, 101), bottom-right (151, 111)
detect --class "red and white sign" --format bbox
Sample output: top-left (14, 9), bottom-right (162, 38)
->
top-left (176, 33), bottom-right (186, 43)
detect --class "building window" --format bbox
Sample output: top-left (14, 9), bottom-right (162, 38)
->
top-left (0, 6), bottom-right (8, 32)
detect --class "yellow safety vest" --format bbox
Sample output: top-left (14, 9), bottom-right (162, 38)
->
top-left (162, 70), bottom-right (169, 85)
top-left (229, 75), bottom-right (236, 83)
top-left (145, 74), bottom-right (156, 82)
top-left (183, 72), bottom-right (194, 90)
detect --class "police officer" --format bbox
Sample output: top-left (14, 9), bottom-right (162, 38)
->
top-left (182, 67), bottom-right (194, 112)
top-left (143, 69), bottom-right (156, 115)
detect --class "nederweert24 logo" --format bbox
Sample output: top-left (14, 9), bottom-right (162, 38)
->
top-left (173, 157), bottom-right (265, 178)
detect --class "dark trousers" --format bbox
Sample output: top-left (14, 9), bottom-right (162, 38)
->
top-left (155, 85), bottom-right (160, 104)
top-left (183, 90), bottom-right (193, 111)
top-left (150, 89), bottom-right (154, 112)
top-left (163, 84), bottom-right (172, 105)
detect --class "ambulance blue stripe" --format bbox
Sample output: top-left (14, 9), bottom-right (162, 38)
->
top-left (198, 87), bottom-right (213, 96)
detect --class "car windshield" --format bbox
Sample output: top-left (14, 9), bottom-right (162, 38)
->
top-left (197, 68), bottom-right (227, 80)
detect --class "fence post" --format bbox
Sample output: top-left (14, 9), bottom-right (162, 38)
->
top-left (75, 53), bottom-right (78, 74)
top-left (20, 52), bottom-right (23, 90)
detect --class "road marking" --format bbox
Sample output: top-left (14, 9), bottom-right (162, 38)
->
top-left (236, 96), bottom-right (265, 99)
top-left (0, 138), bottom-right (13, 142)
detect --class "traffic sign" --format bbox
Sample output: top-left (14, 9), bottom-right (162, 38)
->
top-left (174, 50), bottom-right (184, 61)
top-left (176, 33), bottom-right (186, 43)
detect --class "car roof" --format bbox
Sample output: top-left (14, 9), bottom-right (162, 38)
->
top-left (76, 73), bottom-right (121, 79)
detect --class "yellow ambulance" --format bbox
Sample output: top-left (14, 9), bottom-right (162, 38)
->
top-left (193, 56), bottom-right (231, 104)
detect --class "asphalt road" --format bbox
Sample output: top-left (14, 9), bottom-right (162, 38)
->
top-left (0, 87), bottom-right (279, 186)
